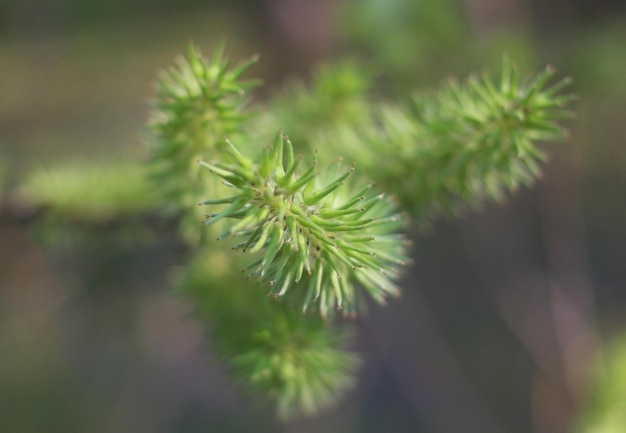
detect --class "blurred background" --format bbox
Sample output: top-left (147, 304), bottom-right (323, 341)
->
top-left (1, 0), bottom-right (626, 432)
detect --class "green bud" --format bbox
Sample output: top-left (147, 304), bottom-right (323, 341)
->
top-left (199, 134), bottom-right (408, 317)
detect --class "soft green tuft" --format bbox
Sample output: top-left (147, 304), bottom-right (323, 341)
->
top-left (147, 43), bottom-right (261, 243)
top-left (179, 250), bottom-right (360, 419)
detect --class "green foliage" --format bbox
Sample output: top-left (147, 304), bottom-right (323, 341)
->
top-left (20, 162), bottom-right (152, 220)
top-left (252, 61), bottom-right (373, 151)
top-left (147, 44), bottom-right (260, 243)
top-left (17, 162), bottom-right (155, 246)
top-left (13, 43), bottom-right (574, 420)
top-left (406, 60), bottom-right (573, 213)
top-left (577, 336), bottom-right (626, 433)
top-left (142, 46), bottom-right (574, 418)
top-left (144, 45), bottom-right (371, 417)
top-left (199, 133), bottom-right (408, 317)
top-left (179, 250), bottom-right (360, 419)
top-left (318, 58), bottom-right (575, 219)
top-left (343, 0), bottom-right (467, 89)
top-left (248, 57), bottom-right (574, 222)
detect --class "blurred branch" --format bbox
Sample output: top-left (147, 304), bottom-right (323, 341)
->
top-left (0, 161), bottom-right (178, 235)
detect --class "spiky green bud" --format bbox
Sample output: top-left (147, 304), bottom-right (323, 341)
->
top-left (147, 44), bottom-right (260, 243)
top-left (198, 133), bottom-right (408, 317)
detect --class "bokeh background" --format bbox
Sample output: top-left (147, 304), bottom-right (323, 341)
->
top-left (1, 0), bottom-right (626, 432)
